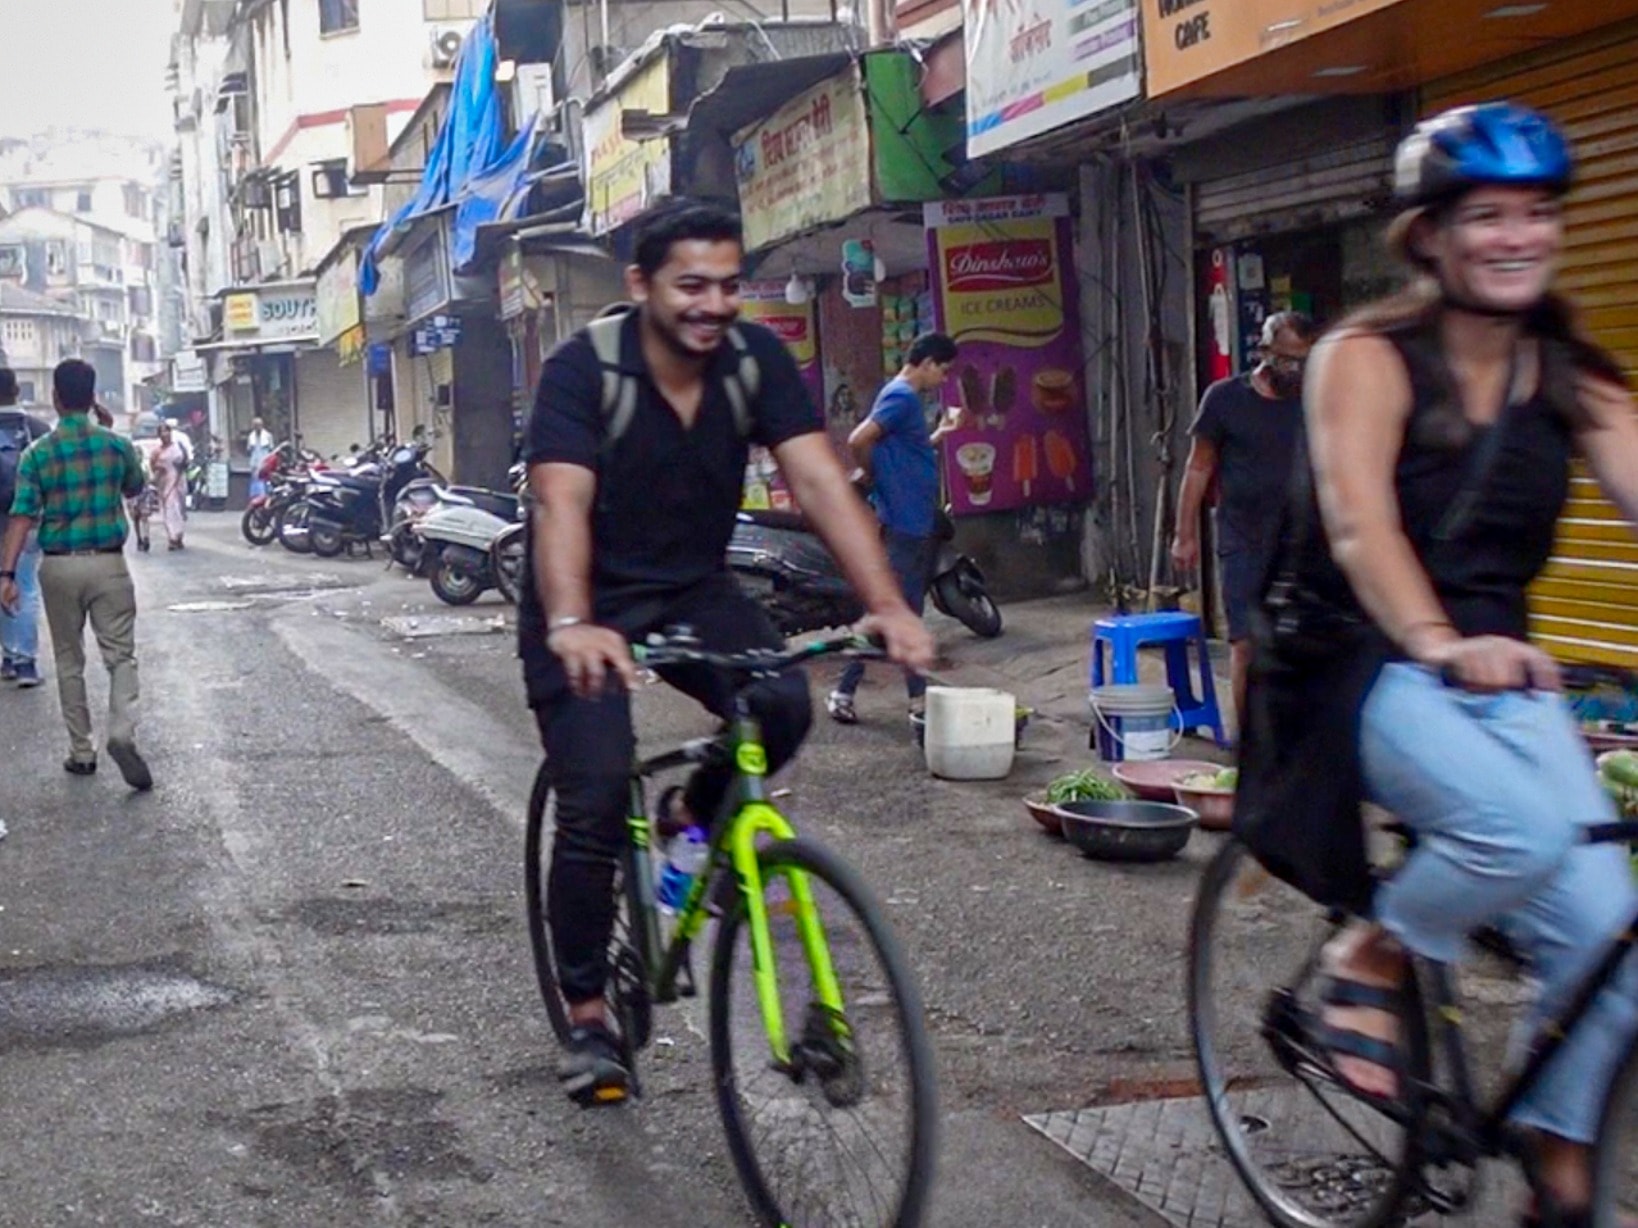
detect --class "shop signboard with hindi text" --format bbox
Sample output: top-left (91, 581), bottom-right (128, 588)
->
top-left (584, 56), bottom-right (672, 236)
top-left (222, 283), bottom-right (319, 345)
top-left (316, 250), bottom-right (362, 350)
top-left (964, 0), bottom-right (1141, 158)
top-left (925, 194), bottom-right (1090, 516)
top-left (734, 68), bottom-right (873, 253)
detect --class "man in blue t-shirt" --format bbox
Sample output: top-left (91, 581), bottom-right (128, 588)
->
top-left (827, 333), bottom-right (962, 725)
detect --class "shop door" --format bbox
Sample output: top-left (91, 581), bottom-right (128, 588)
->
top-left (1427, 20), bottom-right (1638, 665)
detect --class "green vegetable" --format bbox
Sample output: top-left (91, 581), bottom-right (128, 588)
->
top-left (1046, 769), bottom-right (1130, 804)
top-left (1213, 767), bottom-right (1239, 790)
top-left (1602, 751), bottom-right (1638, 791)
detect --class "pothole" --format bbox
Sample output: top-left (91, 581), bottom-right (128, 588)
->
top-left (0, 958), bottom-right (237, 1052)
top-left (380, 614), bottom-right (507, 640)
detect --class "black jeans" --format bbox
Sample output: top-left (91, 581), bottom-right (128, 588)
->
top-left (525, 574), bottom-right (812, 1004)
top-left (836, 527), bottom-right (931, 701)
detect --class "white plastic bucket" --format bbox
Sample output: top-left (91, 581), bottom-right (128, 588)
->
top-left (923, 686), bottom-right (1017, 780)
top-left (1090, 684), bottom-right (1180, 763)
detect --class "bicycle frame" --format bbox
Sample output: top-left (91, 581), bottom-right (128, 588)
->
top-left (1370, 819), bottom-right (1638, 1172)
top-left (620, 698), bottom-right (847, 1068)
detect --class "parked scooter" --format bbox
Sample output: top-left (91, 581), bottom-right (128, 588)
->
top-left (305, 441), bottom-right (436, 559)
top-left (413, 464), bottom-right (526, 605)
top-left (726, 505), bottom-right (1003, 638)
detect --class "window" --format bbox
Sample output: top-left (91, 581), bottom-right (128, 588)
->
top-left (15, 189), bottom-right (48, 209)
top-left (319, 0), bottom-right (359, 34)
top-left (124, 185), bottom-right (145, 218)
top-left (17, 381), bottom-right (34, 403)
top-left (76, 191), bottom-right (93, 213)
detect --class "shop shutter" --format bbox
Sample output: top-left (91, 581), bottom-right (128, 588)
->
top-left (294, 351), bottom-right (369, 463)
top-left (1426, 20), bottom-right (1638, 666)
top-left (1192, 134), bottom-right (1396, 245)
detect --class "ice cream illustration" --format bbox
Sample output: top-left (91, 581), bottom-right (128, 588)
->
top-left (957, 364), bottom-right (988, 423)
top-left (1045, 429), bottom-right (1077, 493)
top-left (990, 363), bottom-right (1018, 430)
top-left (1013, 434), bottom-right (1039, 498)
top-left (956, 442), bottom-right (997, 505)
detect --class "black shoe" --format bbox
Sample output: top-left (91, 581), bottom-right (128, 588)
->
top-left (63, 756), bottom-right (97, 776)
top-left (557, 1023), bottom-right (631, 1107)
top-left (107, 740), bottom-right (154, 792)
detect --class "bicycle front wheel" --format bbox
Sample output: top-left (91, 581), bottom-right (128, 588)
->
top-left (709, 836), bottom-right (937, 1228)
top-left (1189, 837), bottom-right (1428, 1228)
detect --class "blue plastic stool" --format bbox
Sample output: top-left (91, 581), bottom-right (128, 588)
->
top-left (1090, 612), bottom-right (1227, 746)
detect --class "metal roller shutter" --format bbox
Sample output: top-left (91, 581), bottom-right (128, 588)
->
top-left (294, 351), bottom-right (369, 464)
top-left (1193, 134), bottom-right (1396, 246)
top-left (1426, 21), bottom-right (1638, 666)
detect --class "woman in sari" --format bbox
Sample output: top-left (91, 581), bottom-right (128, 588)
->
top-left (151, 422), bottom-right (189, 551)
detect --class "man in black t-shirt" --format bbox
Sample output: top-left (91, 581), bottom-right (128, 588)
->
top-left (520, 198), bottom-right (934, 1105)
top-left (1171, 311), bottom-right (1316, 735)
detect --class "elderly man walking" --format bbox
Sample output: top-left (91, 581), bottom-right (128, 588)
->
top-left (0, 360), bottom-right (152, 789)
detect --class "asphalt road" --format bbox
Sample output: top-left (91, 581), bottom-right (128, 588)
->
top-left (0, 512), bottom-right (1195, 1227)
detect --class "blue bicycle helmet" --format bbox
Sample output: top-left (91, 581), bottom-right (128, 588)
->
top-left (1393, 102), bottom-right (1573, 207)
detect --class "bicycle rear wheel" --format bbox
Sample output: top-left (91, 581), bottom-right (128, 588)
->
top-left (524, 761), bottom-right (651, 1054)
top-left (709, 836), bottom-right (937, 1228)
top-left (1189, 837), bottom-right (1429, 1228)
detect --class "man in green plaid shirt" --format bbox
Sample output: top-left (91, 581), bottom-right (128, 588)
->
top-left (0, 360), bottom-right (152, 790)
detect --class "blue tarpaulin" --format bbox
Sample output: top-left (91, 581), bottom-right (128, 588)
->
top-left (358, 13), bottom-right (507, 295)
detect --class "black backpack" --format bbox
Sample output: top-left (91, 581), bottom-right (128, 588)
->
top-left (0, 416), bottom-right (32, 515)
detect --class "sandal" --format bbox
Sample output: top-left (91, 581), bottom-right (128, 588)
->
top-left (1310, 974), bottom-right (1408, 1115)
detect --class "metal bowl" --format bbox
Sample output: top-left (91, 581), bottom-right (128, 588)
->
top-left (1052, 799), bottom-right (1198, 862)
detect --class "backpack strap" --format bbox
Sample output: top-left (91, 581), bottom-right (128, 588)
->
top-left (588, 309), bottom-right (762, 449)
top-left (587, 310), bottom-right (639, 452)
top-left (721, 325), bottom-right (759, 441)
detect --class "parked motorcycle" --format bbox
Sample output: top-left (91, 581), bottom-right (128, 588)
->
top-left (305, 442), bottom-right (435, 559)
top-left (242, 443), bottom-right (327, 547)
top-left (726, 506), bottom-right (1003, 638)
top-left (414, 464), bottom-right (526, 605)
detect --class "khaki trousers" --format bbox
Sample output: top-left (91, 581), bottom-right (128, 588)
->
top-left (38, 553), bottom-right (140, 761)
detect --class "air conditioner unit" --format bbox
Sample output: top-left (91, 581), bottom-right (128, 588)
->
top-left (428, 24), bottom-right (465, 69)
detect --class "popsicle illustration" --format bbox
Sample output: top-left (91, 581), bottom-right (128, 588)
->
top-left (1045, 429), bottom-right (1077, 493)
top-left (1013, 433), bottom-right (1039, 497)
top-left (990, 364), bottom-right (1018, 430)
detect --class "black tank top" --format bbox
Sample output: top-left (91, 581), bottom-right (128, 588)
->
top-left (1284, 331), bottom-right (1573, 643)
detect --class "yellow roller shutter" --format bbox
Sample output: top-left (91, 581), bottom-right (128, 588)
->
top-left (1425, 21), bottom-right (1638, 666)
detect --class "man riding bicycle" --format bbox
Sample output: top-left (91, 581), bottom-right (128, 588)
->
top-left (518, 198), bottom-right (934, 1106)
top-left (1237, 103), bottom-right (1638, 1226)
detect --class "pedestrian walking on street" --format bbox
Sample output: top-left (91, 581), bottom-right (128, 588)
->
top-left (0, 359), bottom-right (152, 790)
top-left (520, 197), bottom-right (933, 1104)
top-left (151, 421), bottom-right (189, 550)
top-left (0, 368), bottom-right (52, 689)
top-left (246, 417), bottom-right (274, 499)
top-left (826, 333), bottom-right (963, 726)
top-left (1171, 310), bottom-right (1318, 737)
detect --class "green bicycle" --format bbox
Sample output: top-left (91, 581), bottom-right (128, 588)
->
top-left (524, 631), bottom-right (939, 1227)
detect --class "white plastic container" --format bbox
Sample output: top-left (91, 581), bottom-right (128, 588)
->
top-left (923, 686), bottom-right (1017, 780)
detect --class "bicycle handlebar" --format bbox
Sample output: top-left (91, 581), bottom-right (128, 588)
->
top-left (632, 631), bottom-right (885, 672)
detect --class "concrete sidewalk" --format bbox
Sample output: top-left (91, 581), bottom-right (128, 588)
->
top-left (922, 593), bottom-right (1235, 766)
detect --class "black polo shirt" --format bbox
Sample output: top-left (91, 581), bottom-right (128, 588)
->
top-left (517, 310), bottom-right (822, 645)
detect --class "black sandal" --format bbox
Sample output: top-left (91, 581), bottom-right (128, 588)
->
top-left (1311, 975), bottom-right (1408, 1115)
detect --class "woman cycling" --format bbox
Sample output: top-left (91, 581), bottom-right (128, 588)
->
top-left (1235, 102), bottom-right (1638, 1226)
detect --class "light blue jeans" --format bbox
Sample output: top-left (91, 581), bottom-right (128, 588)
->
top-left (0, 527), bottom-right (41, 664)
top-left (1362, 662), bottom-right (1638, 1142)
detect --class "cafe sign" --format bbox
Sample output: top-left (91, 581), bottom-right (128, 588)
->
top-left (734, 67), bottom-right (873, 252)
top-left (1141, 0), bottom-right (1405, 97)
top-left (222, 282), bottom-right (319, 344)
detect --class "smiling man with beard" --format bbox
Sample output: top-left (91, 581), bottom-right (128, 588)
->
top-left (1172, 310), bottom-right (1317, 737)
top-left (518, 197), bottom-right (934, 1105)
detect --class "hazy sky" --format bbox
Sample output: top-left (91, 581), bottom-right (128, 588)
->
top-left (2, 0), bottom-right (175, 142)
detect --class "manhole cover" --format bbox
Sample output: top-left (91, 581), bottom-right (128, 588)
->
top-left (168, 600), bottom-right (255, 613)
top-left (381, 614), bottom-right (507, 640)
top-left (1024, 1091), bottom-right (1521, 1227)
